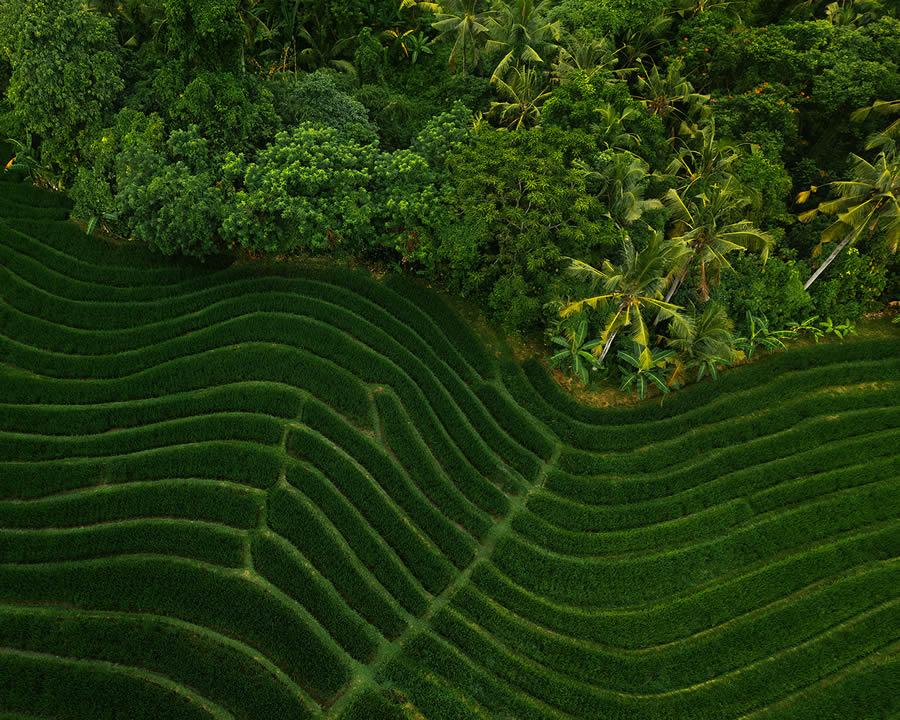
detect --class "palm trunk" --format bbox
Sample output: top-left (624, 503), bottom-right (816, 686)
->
top-left (664, 260), bottom-right (692, 303)
top-left (803, 232), bottom-right (855, 291)
top-left (596, 329), bottom-right (618, 366)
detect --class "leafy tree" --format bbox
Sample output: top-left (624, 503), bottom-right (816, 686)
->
top-left (163, 0), bottom-right (244, 69)
top-left (663, 178), bottom-right (774, 302)
top-left (6, 0), bottom-right (124, 179)
top-left (432, 0), bottom-right (495, 76)
top-left (116, 125), bottom-right (224, 257)
top-left (561, 232), bottom-right (689, 366)
top-left (550, 0), bottom-right (668, 38)
top-left (797, 138), bottom-right (899, 289)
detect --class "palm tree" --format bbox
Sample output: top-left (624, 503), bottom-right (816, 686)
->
top-left (850, 99), bottom-right (900, 154)
top-left (663, 178), bottom-right (774, 302)
top-left (484, 0), bottom-right (563, 83)
top-left (664, 302), bottom-right (736, 385)
top-left (489, 65), bottom-right (552, 130)
top-left (633, 60), bottom-right (709, 137)
top-left (589, 103), bottom-right (642, 152)
top-left (296, 20), bottom-right (356, 74)
top-left (797, 142), bottom-right (900, 290)
top-left (560, 232), bottom-right (689, 367)
top-left (551, 33), bottom-right (617, 84)
top-left (663, 119), bottom-right (741, 194)
top-left (575, 151), bottom-right (662, 229)
top-left (432, 0), bottom-right (495, 76)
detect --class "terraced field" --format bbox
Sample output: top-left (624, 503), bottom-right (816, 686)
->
top-left (1, 151), bottom-right (898, 719)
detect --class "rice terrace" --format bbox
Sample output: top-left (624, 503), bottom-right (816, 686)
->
top-left (0, 136), bottom-right (897, 720)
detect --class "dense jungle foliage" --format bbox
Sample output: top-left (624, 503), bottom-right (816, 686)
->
top-left (1, 0), bottom-right (898, 391)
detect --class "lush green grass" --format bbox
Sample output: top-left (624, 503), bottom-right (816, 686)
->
top-left (0, 171), bottom-right (897, 719)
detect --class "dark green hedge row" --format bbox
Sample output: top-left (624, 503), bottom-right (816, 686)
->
top-left (303, 398), bottom-right (477, 570)
top-left (4, 216), bottom-right (217, 282)
top-left (379, 656), bottom-right (490, 720)
top-left (0, 606), bottom-right (315, 719)
top-left (249, 530), bottom-right (380, 662)
top-left (267, 479), bottom-right (414, 636)
top-left (0, 478), bottom-right (264, 529)
top-left (0, 202), bottom-right (69, 220)
top-left (374, 391), bottom-right (510, 519)
top-left (0, 441), bottom-right (284, 499)
top-left (424, 598), bottom-right (896, 720)
top-left (518, 336), bottom-right (900, 428)
top-left (493, 480), bottom-right (899, 608)
top-left (0, 412), bottom-right (283, 461)
top-left (538, 428), bottom-right (900, 530)
top-left (0, 518), bottom-right (245, 566)
top-left (287, 425), bottom-right (454, 595)
top-left (0, 556), bottom-right (351, 701)
top-left (471, 525), bottom-right (898, 649)
top-left (748, 655), bottom-right (898, 720)
top-left (0, 345), bottom-right (371, 428)
top-left (557, 391), bottom-right (900, 476)
top-left (750, 455), bottom-right (900, 514)
top-left (0, 382), bottom-right (302, 435)
top-left (0, 183), bottom-right (72, 209)
top-left (451, 561), bottom-right (898, 694)
top-left (375, 389), bottom-right (493, 540)
top-left (0, 649), bottom-right (224, 720)
top-left (384, 274), bottom-right (496, 380)
top-left (513, 498), bottom-right (754, 557)
top-left (473, 380), bottom-right (557, 459)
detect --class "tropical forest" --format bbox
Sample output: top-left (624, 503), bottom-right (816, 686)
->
top-left (0, 0), bottom-right (898, 717)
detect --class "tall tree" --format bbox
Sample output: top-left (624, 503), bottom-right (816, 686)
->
top-left (432, 0), bottom-right (495, 76)
top-left (561, 232), bottom-right (689, 366)
top-left (663, 178), bottom-right (774, 302)
top-left (797, 140), bottom-right (900, 290)
top-left (488, 65), bottom-right (552, 129)
top-left (575, 151), bottom-right (662, 229)
top-left (484, 0), bottom-right (562, 83)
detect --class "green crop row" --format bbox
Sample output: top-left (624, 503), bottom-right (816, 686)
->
top-left (266, 481), bottom-right (411, 637)
top-left (374, 391), bottom-right (510, 519)
top-left (0, 202), bottom-right (69, 220)
top-left (0, 555), bottom-right (352, 701)
top-left (471, 525), bottom-right (898, 649)
top-left (0, 412), bottom-right (283, 461)
top-left (0, 518), bottom-right (245, 567)
top-left (0, 648), bottom-right (229, 720)
top-left (541, 427), bottom-right (900, 523)
top-left (513, 497), bottom-right (754, 556)
top-left (287, 425), bottom-right (455, 595)
top-left (0, 441), bottom-right (284, 499)
top-left (375, 389), bottom-right (493, 540)
top-left (494, 480), bottom-right (899, 607)
top-left (249, 530), bottom-right (381, 662)
top-left (450, 561), bottom-right (898, 694)
top-left (0, 605), bottom-right (315, 718)
top-left (473, 381), bottom-right (557, 459)
top-left (423, 597), bottom-right (897, 720)
top-left (0, 383), bottom-right (301, 435)
top-left (557, 391), bottom-right (900, 477)
top-left (303, 398), bottom-right (477, 569)
top-left (0, 183), bottom-right (71, 209)
top-left (0, 345), bottom-right (372, 428)
top-left (378, 656), bottom-right (492, 720)
top-left (0, 478), bottom-right (264, 529)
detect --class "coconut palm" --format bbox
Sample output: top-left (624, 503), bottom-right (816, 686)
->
top-left (850, 99), bottom-right (900, 154)
top-left (432, 0), bottom-right (496, 76)
top-left (663, 178), bottom-right (774, 302)
top-left (484, 0), bottom-right (563, 83)
top-left (633, 60), bottom-right (709, 137)
top-left (575, 151), bottom-right (662, 229)
top-left (589, 103), bottom-right (642, 152)
top-left (550, 33), bottom-right (618, 84)
top-left (489, 65), bottom-right (552, 130)
top-left (663, 119), bottom-right (741, 194)
top-left (560, 232), bottom-right (689, 367)
top-left (797, 142), bottom-right (900, 290)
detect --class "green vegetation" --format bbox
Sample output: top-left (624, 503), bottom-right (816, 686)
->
top-left (0, 152), bottom-right (897, 718)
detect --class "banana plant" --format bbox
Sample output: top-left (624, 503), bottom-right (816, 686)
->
top-left (547, 317), bottom-right (602, 385)
top-left (617, 342), bottom-right (674, 399)
top-left (818, 317), bottom-right (857, 339)
top-left (734, 313), bottom-right (793, 357)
